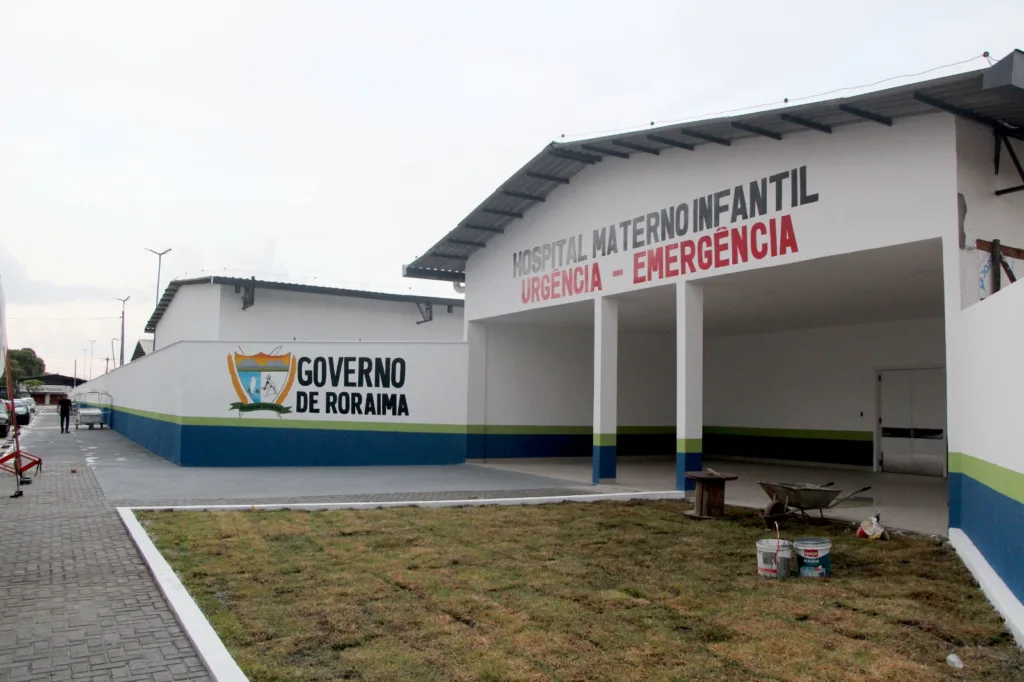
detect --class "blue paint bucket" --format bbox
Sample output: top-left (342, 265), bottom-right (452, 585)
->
top-left (795, 537), bottom-right (832, 578)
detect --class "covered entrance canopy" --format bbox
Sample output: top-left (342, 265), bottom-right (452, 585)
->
top-left (470, 238), bottom-right (946, 488)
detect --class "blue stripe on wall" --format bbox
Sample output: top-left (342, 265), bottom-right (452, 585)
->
top-left (110, 409), bottom-right (183, 465)
top-left (108, 409), bottom-right (465, 467)
top-left (949, 472), bottom-right (1024, 603)
top-left (180, 425), bottom-right (465, 466)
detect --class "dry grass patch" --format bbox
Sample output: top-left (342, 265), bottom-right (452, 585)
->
top-left (139, 502), bottom-right (1024, 681)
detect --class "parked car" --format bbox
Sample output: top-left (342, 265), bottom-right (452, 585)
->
top-left (0, 401), bottom-right (9, 438)
top-left (12, 399), bottom-right (31, 426)
top-left (24, 397), bottom-right (36, 413)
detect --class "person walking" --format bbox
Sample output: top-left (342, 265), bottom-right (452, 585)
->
top-left (57, 396), bottom-right (73, 434)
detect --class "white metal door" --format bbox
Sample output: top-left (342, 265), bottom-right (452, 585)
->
top-left (909, 368), bottom-right (947, 476)
top-left (879, 368), bottom-right (946, 476)
top-left (880, 370), bottom-right (914, 473)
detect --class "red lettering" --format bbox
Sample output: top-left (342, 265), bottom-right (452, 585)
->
top-left (574, 266), bottom-right (585, 294)
top-left (681, 239), bottom-right (696, 273)
top-left (770, 217), bottom-right (778, 257)
top-left (633, 251), bottom-right (646, 284)
top-left (591, 262), bottom-right (603, 291)
top-left (665, 242), bottom-right (680, 277)
top-left (541, 274), bottom-right (551, 300)
top-left (697, 235), bottom-right (713, 270)
top-left (521, 278), bottom-right (531, 303)
top-left (647, 246), bottom-right (664, 280)
top-left (713, 229), bottom-right (728, 269)
top-left (779, 215), bottom-right (798, 255)
top-left (751, 223), bottom-right (768, 259)
top-left (731, 225), bottom-right (748, 264)
top-left (531, 277), bottom-right (541, 300)
top-left (551, 269), bottom-right (561, 299)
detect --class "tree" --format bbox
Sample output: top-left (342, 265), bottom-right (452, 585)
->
top-left (1, 348), bottom-right (46, 385)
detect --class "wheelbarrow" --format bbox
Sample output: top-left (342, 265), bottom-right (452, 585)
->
top-left (758, 481), bottom-right (872, 524)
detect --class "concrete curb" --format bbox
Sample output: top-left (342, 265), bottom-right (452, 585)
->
top-left (117, 508), bottom-right (250, 682)
top-left (126, 489), bottom-right (691, 512)
top-left (948, 528), bottom-right (1024, 648)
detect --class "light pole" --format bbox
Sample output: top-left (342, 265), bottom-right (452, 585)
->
top-left (115, 296), bottom-right (130, 366)
top-left (145, 248), bottom-right (172, 307)
top-left (111, 338), bottom-right (119, 368)
top-left (81, 349), bottom-right (88, 383)
top-left (88, 340), bottom-right (96, 380)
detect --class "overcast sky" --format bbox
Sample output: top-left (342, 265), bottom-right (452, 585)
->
top-left (1, 1), bottom-right (1021, 377)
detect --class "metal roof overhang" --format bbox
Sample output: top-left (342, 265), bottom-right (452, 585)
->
top-left (144, 275), bottom-right (466, 334)
top-left (404, 50), bottom-right (1024, 283)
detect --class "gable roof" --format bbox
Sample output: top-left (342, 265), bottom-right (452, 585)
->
top-left (131, 339), bottom-right (154, 361)
top-left (145, 276), bottom-right (465, 334)
top-left (403, 50), bottom-right (1024, 283)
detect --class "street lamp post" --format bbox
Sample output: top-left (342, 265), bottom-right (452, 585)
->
top-left (145, 248), bottom-right (172, 307)
top-left (88, 340), bottom-right (96, 380)
top-left (115, 296), bottom-right (130, 366)
top-left (111, 338), bottom-right (119, 368)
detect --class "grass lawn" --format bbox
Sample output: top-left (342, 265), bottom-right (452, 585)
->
top-left (139, 502), bottom-right (1024, 681)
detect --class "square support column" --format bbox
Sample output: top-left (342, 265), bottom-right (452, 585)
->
top-left (466, 321), bottom-right (487, 461)
top-left (593, 296), bottom-right (618, 484)
top-left (676, 282), bottom-right (703, 491)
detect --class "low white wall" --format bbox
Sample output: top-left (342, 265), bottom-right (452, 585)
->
top-left (72, 342), bottom-right (188, 416)
top-left (77, 339), bottom-right (468, 428)
top-left (948, 283), bottom-right (1024, 475)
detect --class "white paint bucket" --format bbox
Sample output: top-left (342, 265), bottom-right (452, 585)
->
top-left (756, 538), bottom-right (793, 578)
top-left (795, 537), bottom-right (833, 578)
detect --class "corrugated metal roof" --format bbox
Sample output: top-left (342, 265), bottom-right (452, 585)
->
top-left (405, 51), bottom-right (1024, 283)
top-left (144, 276), bottom-right (465, 334)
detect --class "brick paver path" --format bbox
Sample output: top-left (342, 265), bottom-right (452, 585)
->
top-left (0, 411), bottom-right (210, 682)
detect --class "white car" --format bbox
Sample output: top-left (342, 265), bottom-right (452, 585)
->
top-left (23, 396), bottom-right (36, 413)
top-left (0, 401), bottom-right (9, 438)
top-left (12, 399), bottom-right (30, 426)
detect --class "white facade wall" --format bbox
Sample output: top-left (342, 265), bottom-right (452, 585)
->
top-left (153, 284), bottom-right (221, 350)
top-left (955, 119), bottom-right (1024, 308)
top-left (705, 317), bottom-right (945, 434)
top-left (479, 317), bottom-right (944, 434)
top-left (153, 282), bottom-right (465, 351)
top-left (216, 286), bottom-right (464, 342)
top-left (483, 324), bottom-right (592, 427)
top-left (466, 114), bottom-right (958, 322)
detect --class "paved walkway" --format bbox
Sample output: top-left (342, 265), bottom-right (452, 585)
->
top-left (0, 409), bottom-right (619, 681)
top-left (0, 410), bottom-right (211, 682)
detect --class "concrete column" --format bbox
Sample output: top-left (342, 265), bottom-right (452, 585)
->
top-left (676, 282), bottom-right (704, 491)
top-left (466, 321), bottom-right (487, 461)
top-left (593, 296), bottom-right (618, 484)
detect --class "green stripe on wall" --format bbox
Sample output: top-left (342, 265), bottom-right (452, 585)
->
top-left (704, 426), bottom-right (874, 441)
top-left (677, 438), bottom-right (702, 453)
top-left (950, 452), bottom-right (1024, 505)
top-left (593, 433), bottom-right (617, 446)
top-left (108, 405), bottom-right (467, 434)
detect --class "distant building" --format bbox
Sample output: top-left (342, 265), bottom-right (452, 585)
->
top-left (131, 339), bottom-right (153, 362)
top-left (19, 373), bottom-right (86, 405)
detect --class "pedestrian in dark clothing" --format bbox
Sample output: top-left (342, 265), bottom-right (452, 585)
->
top-left (57, 397), bottom-right (72, 434)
